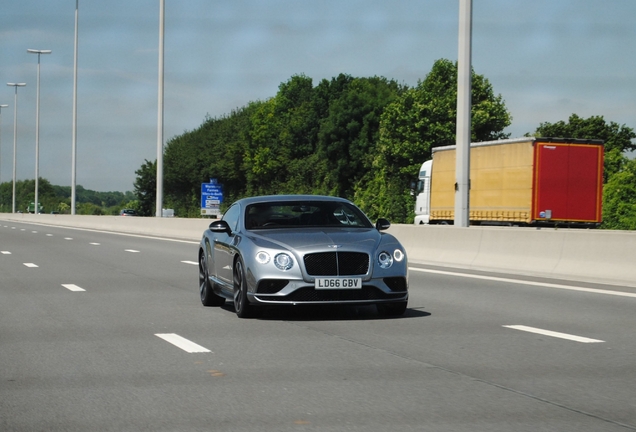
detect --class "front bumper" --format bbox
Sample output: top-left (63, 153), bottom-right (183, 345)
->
top-left (249, 276), bottom-right (408, 306)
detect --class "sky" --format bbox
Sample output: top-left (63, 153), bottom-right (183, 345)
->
top-left (1, 0), bottom-right (635, 193)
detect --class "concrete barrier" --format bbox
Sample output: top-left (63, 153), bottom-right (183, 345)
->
top-left (2, 213), bottom-right (635, 288)
top-left (0, 213), bottom-right (208, 241)
top-left (387, 224), bottom-right (636, 288)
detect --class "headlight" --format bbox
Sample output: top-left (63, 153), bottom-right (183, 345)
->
top-left (255, 251), bottom-right (270, 264)
top-left (378, 251), bottom-right (393, 269)
top-left (274, 253), bottom-right (294, 271)
top-left (393, 249), bottom-right (405, 262)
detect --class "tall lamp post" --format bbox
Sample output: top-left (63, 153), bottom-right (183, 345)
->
top-left (156, 0), bottom-right (165, 217)
top-left (27, 49), bottom-right (52, 215)
top-left (0, 104), bottom-right (8, 194)
top-left (71, 0), bottom-right (79, 215)
top-left (7, 83), bottom-right (26, 214)
top-left (454, 0), bottom-right (472, 227)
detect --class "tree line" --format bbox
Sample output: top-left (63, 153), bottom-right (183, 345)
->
top-left (135, 59), bottom-right (512, 221)
top-left (0, 178), bottom-right (135, 215)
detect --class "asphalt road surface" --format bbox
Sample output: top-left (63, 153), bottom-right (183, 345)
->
top-left (1, 220), bottom-right (635, 432)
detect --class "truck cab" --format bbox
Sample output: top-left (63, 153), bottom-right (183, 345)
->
top-left (413, 160), bottom-right (432, 225)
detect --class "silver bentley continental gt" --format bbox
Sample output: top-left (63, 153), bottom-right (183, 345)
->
top-left (198, 195), bottom-right (408, 318)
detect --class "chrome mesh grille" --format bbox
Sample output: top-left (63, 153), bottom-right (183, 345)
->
top-left (303, 252), bottom-right (369, 276)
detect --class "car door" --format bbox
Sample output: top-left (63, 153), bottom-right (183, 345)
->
top-left (214, 204), bottom-right (240, 285)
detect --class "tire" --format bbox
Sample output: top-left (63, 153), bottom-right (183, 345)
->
top-left (233, 257), bottom-right (254, 318)
top-left (377, 301), bottom-right (408, 317)
top-left (199, 251), bottom-right (225, 307)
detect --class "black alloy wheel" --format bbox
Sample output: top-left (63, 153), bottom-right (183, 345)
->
top-left (233, 257), bottom-right (254, 318)
top-left (199, 251), bottom-right (225, 306)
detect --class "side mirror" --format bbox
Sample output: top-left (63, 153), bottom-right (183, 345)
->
top-left (375, 218), bottom-right (391, 231)
top-left (209, 220), bottom-right (232, 234)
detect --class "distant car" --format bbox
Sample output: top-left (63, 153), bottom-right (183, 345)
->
top-left (120, 209), bottom-right (137, 216)
top-left (198, 195), bottom-right (408, 318)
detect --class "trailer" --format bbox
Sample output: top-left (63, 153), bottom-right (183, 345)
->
top-left (414, 137), bottom-right (604, 227)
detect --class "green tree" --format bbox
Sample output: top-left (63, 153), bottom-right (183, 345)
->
top-left (602, 158), bottom-right (636, 230)
top-left (315, 76), bottom-right (403, 197)
top-left (244, 75), bottom-right (320, 196)
top-left (133, 159), bottom-right (156, 216)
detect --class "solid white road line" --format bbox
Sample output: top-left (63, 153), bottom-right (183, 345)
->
top-left (23, 263), bottom-right (39, 268)
top-left (155, 333), bottom-right (211, 353)
top-left (410, 267), bottom-right (636, 299)
top-left (503, 325), bottom-right (604, 343)
top-left (62, 284), bottom-right (86, 292)
top-left (181, 260), bottom-right (198, 265)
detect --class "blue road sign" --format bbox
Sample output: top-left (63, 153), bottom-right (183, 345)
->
top-left (201, 181), bottom-right (223, 211)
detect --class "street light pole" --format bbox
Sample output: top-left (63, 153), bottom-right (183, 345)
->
top-left (156, 0), bottom-right (165, 218)
top-left (27, 49), bottom-right (52, 215)
top-left (7, 83), bottom-right (26, 214)
top-left (0, 104), bottom-right (8, 191)
top-left (454, 0), bottom-right (472, 227)
top-left (71, 0), bottom-right (79, 215)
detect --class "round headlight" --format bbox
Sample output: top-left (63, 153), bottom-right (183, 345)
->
top-left (274, 253), bottom-right (294, 271)
top-left (256, 251), bottom-right (270, 264)
top-left (378, 251), bottom-right (393, 269)
top-left (393, 249), bottom-right (405, 262)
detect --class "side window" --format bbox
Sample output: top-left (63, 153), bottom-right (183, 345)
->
top-left (222, 204), bottom-right (241, 232)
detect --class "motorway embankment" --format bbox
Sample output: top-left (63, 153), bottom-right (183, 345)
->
top-left (1, 213), bottom-right (635, 288)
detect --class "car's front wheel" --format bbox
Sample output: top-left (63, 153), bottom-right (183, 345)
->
top-left (233, 257), bottom-right (254, 318)
top-left (199, 251), bottom-right (225, 307)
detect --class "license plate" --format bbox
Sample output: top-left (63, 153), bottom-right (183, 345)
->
top-left (314, 277), bottom-right (362, 289)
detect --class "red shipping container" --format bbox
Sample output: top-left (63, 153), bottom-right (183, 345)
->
top-left (533, 140), bottom-right (603, 224)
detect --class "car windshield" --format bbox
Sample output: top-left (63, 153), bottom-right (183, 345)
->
top-left (245, 200), bottom-right (373, 230)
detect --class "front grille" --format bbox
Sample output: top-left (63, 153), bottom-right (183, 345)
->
top-left (256, 286), bottom-right (405, 303)
top-left (304, 252), bottom-right (369, 276)
top-left (257, 279), bottom-right (289, 294)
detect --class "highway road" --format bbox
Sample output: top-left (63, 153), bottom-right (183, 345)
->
top-left (1, 220), bottom-right (635, 432)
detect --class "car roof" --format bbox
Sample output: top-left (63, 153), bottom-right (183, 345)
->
top-left (233, 195), bottom-right (353, 206)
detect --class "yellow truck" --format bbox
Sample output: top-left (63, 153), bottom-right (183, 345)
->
top-left (414, 137), bottom-right (604, 226)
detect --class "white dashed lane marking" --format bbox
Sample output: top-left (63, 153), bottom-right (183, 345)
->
top-left (181, 261), bottom-right (198, 265)
top-left (90, 243), bottom-right (100, 246)
top-left (125, 249), bottom-right (140, 253)
top-left (155, 333), bottom-right (211, 353)
top-left (64, 237), bottom-right (73, 240)
top-left (1, 251), bottom-right (11, 255)
top-left (503, 325), bottom-right (604, 343)
top-left (23, 263), bottom-right (39, 268)
top-left (62, 284), bottom-right (86, 292)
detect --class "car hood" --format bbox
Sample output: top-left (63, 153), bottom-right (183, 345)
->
top-left (247, 228), bottom-right (380, 253)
